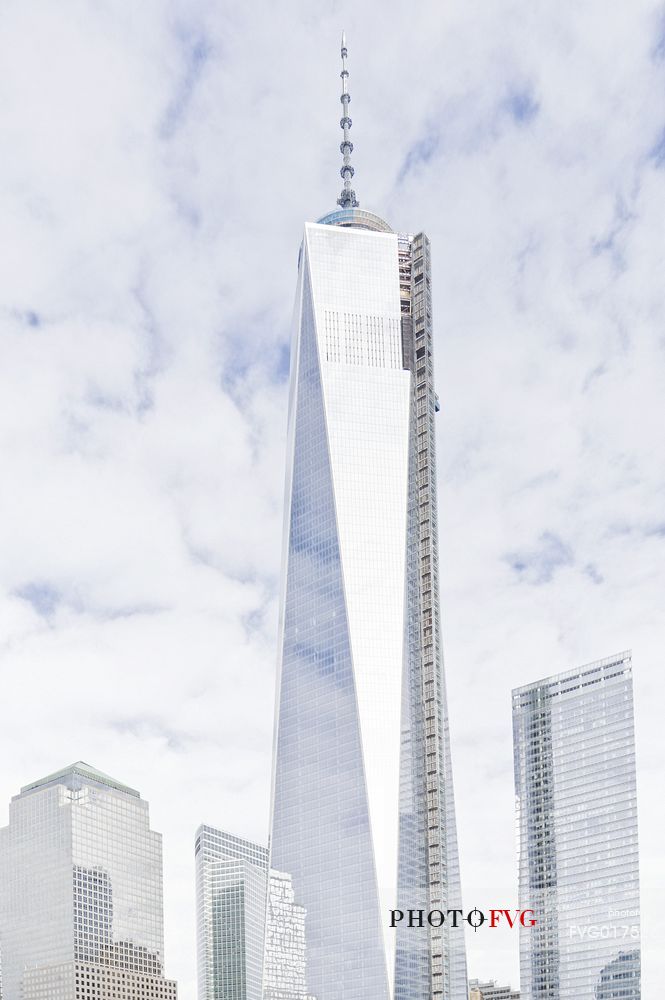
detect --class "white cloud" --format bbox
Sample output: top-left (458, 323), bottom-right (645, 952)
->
top-left (1, 0), bottom-right (664, 994)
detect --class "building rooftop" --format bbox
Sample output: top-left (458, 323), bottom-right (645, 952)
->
top-left (317, 207), bottom-right (393, 233)
top-left (19, 761), bottom-right (140, 799)
top-left (195, 824), bottom-right (268, 868)
top-left (469, 980), bottom-right (520, 999)
top-left (512, 650), bottom-right (632, 699)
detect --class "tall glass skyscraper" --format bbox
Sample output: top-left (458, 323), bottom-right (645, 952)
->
top-left (0, 761), bottom-right (177, 1000)
top-left (268, 36), bottom-right (468, 1000)
top-left (513, 652), bottom-right (641, 999)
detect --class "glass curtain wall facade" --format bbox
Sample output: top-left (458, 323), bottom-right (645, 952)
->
top-left (263, 870), bottom-right (314, 1000)
top-left (0, 762), bottom-right (177, 1000)
top-left (195, 826), bottom-right (269, 1000)
top-left (269, 207), bottom-right (468, 1000)
top-left (513, 653), bottom-right (641, 999)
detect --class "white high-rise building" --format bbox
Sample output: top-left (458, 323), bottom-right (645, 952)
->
top-left (268, 36), bottom-right (468, 1000)
top-left (195, 827), bottom-right (268, 1000)
top-left (513, 652), bottom-right (641, 999)
top-left (0, 761), bottom-right (177, 1000)
top-left (195, 825), bottom-right (312, 1000)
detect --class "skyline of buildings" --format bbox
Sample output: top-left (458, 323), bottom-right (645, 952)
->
top-left (513, 652), bottom-right (641, 999)
top-left (0, 653), bottom-right (644, 1000)
top-left (0, 761), bottom-right (178, 1000)
top-left (0, 31), bottom-right (651, 1000)
top-left (268, 36), bottom-right (467, 1000)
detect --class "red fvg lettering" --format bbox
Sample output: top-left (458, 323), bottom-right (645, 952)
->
top-left (487, 909), bottom-right (539, 929)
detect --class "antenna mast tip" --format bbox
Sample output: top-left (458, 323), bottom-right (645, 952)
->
top-left (336, 32), bottom-right (359, 208)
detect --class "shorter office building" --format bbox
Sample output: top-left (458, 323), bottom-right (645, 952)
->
top-left (263, 869), bottom-right (315, 1000)
top-left (195, 825), bottom-right (314, 1000)
top-left (195, 827), bottom-right (268, 1000)
top-left (513, 652), bottom-right (641, 999)
top-left (0, 761), bottom-right (178, 1000)
top-left (469, 978), bottom-right (520, 999)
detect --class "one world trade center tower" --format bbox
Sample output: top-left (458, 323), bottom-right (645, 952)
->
top-left (268, 36), bottom-right (468, 1000)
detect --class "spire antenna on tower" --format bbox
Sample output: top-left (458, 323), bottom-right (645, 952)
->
top-left (337, 31), bottom-right (359, 209)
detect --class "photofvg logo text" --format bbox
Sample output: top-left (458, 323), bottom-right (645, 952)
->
top-left (390, 908), bottom-right (537, 932)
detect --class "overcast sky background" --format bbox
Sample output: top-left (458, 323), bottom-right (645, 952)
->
top-left (1, 0), bottom-right (664, 995)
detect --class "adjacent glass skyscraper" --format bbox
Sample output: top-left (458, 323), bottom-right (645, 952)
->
top-left (0, 761), bottom-right (177, 1000)
top-left (513, 652), bottom-right (641, 999)
top-left (195, 826), bottom-right (269, 1000)
top-left (268, 37), bottom-right (468, 1000)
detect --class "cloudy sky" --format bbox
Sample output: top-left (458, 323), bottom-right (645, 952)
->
top-left (1, 0), bottom-right (664, 994)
